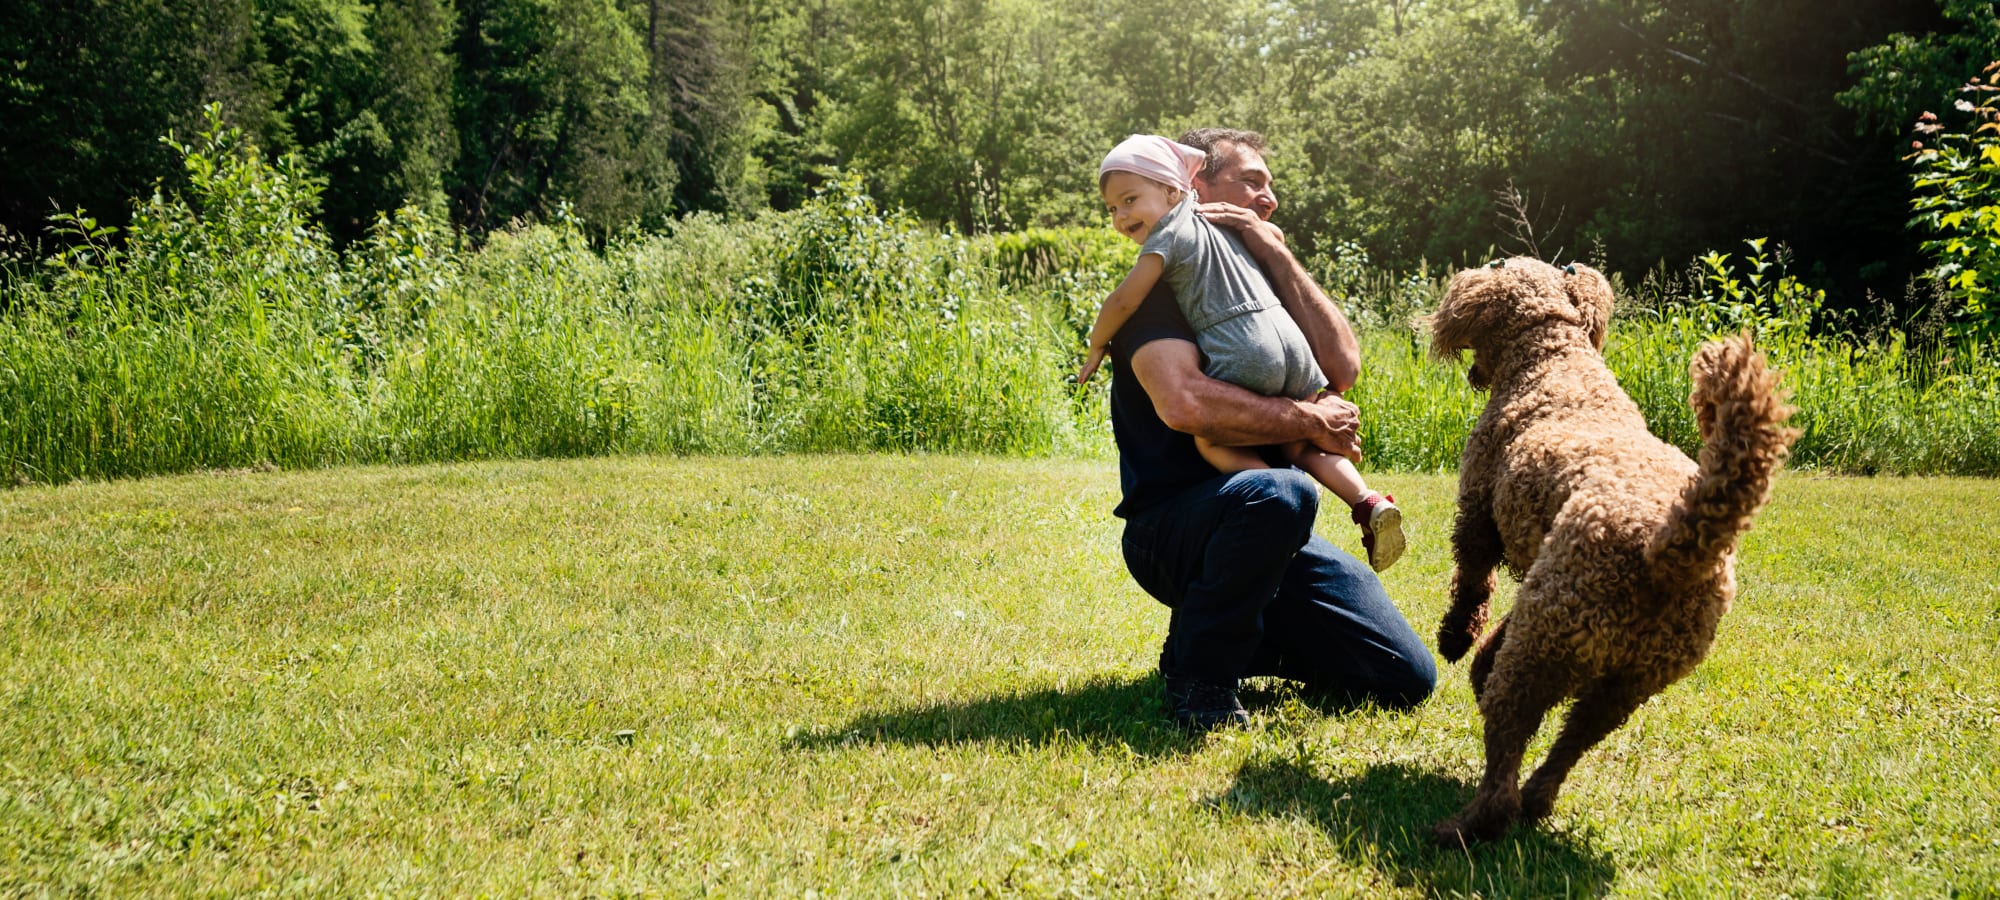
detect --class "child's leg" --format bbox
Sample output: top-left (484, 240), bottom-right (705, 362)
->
top-left (1285, 443), bottom-right (1370, 506)
top-left (1195, 436), bottom-right (1271, 474)
top-left (1283, 441), bottom-right (1407, 572)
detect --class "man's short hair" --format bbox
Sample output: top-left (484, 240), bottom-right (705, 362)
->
top-left (1177, 128), bottom-right (1268, 183)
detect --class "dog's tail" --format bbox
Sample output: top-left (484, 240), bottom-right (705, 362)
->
top-left (1644, 334), bottom-right (1799, 587)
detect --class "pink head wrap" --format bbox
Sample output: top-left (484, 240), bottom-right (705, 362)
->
top-left (1099, 134), bottom-right (1206, 194)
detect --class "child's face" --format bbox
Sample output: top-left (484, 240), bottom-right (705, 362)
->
top-left (1101, 172), bottom-right (1183, 245)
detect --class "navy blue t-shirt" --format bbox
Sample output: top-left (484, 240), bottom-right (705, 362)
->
top-left (1106, 282), bottom-right (1224, 518)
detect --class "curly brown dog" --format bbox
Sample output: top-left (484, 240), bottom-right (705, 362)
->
top-left (1424, 257), bottom-right (1798, 846)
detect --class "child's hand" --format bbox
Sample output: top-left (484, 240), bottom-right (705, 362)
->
top-left (1078, 346), bottom-right (1107, 383)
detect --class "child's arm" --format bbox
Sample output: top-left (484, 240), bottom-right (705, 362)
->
top-left (1078, 253), bottom-right (1165, 383)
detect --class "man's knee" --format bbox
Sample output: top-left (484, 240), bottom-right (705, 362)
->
top-left (1227, 468), bottom-right (1320, 523)
top-left (1376, 657), bottom-right (1438, 710)
top-left (1288, 651), bottom-right (1436, 711)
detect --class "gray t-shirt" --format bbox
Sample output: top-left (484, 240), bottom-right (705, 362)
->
top-left (1140, 196), bottom-right (1329, 400)
top-left (1141, 195), bottom-right (1283, 331)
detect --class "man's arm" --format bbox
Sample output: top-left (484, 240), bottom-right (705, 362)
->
top-left (1128, 336), bottom-right (1361, 460)
top-left (1198, 204), bottom-right (1361, 392)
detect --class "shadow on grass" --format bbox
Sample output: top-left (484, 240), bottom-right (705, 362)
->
top-left (785, 673), bottom-right (1201, 757)
top-left (1219, 757), bottom-right (1618, 898)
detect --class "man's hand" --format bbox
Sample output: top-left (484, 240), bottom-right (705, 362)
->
top-left (1196, 201), bottom-right (1286, 261)
top-left (1305, 392), bottom-right (1362, 462)
top-left (1129, 337), bottom-right (1364, 458)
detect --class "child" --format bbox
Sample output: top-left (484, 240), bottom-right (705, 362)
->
top-left (1077, 134), bottom-right (1406, 571)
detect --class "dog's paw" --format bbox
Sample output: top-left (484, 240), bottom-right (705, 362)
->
top-left (1432, 819), bottom-right (1475, 849)
top-left (1432, 809), bottom-right (1514, 848)
top-left (1520, 792), bottom-right (1555, 824)
top-left (1437, 627), bottom-right (1475, 663)
top-left (1520, 778), bottom-right (1562, 823)
top-left (1432, 816), bottom-right (1506, 849)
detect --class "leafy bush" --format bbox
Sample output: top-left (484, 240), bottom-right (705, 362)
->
top-left (1310, 240), bottom-right (1449, 333)
top-left (2, 107), bottom-right (359, 483)
top-left (976, 226), bottom-right (1131, 289)
top-left (0, 135), bottom-right (1113, 484)
top-left (4, 113), bottom-right (1996, 484)
top-left (1596, 239), bottom-right (2000, 474)
top-left (1910, 60), bottom-right (2000, 341)
top-left (737, 179), bottom-right (1087, 454)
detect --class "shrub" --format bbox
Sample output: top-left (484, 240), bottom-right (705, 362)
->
top-left (1909, 61), bottom-right (2000, 341)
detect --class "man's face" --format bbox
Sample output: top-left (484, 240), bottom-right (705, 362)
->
top-left (1101, 171), bottom-right (1183, 244)
top-left (1192, 142), bottom-right (1277, 221)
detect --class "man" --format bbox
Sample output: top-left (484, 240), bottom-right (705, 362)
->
top-left (1105, 128), bottom-right (1435, 731)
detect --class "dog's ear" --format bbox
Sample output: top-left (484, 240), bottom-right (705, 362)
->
top-left (1426, 267), bottom-right (1488, 361)
top-left (1562, 262), bottom-right (1615, 350)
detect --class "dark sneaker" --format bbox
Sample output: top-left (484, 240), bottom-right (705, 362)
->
top-left (1165, 676), bottom-right (1250, 733)
top-left (1353, 492), bottom-right (1406, 572)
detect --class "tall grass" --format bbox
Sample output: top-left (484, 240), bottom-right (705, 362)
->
top-left (1336, 247), bottom-right (2000, 477)
top-left (2, 115), bottom-right (1997, 485)
top-left (0, 122), bottom-right (1103, 484)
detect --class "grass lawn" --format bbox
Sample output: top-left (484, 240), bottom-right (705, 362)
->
top-left (3, 455), bottom-right (1996, 896)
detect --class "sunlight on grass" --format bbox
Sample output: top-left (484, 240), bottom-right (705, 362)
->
top-left (2, 458), bottom-right (1996, 895)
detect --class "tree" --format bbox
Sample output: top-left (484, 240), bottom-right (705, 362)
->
top-left (1091, 0), bottom-right (1260, 134)
top-left (0, 0), bottom-right (279, 242)
top-left (369, 0), bottom-right (461, 222)
top-left (644, 0), bottom-right (776, 218)
top-left (450, 0), bottom-right (665, 234)
top-left (1506, 0), bottom-right (1942, 304)
top-left (1270, 0), bottom-right (1555, 267)
top-left (1841, 0), bottom-right (1998, 136)
top-left (257, 0), bottom-right (386, 239)
top-left (818, 0), bottom-right (1101, 232)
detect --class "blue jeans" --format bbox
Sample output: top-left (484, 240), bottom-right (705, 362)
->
top-left (1121, 468), bottom-right (1436, 709)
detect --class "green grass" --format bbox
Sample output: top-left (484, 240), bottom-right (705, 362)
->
top-left (4, 456), bottom-right (1996, 896)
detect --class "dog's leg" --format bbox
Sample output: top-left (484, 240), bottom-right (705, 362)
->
top-left (1467, 615), bottom-right (1509, 700)
top-left (1519, 676), bottom-right (1653, 824)
top-left (1434, 652), bottom-right (1567, 847)
top-left (1438, 507), bottom-right (1503, 662)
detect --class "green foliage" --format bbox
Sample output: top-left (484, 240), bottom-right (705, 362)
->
top-left (817, 0), bottom-right (1105, 233)
top-left (737, 174), bottom-right (926, 339)
top-left (1909, 62), bottom-right (2000, 340)
top-left (1523, 0), bottom-right (1940, 296)
top-left (450, 0), bottom-right (667, 234)
top-left (5, 0), bottom-right (1992, 321)
top-left (0, 0), bottom-right (282, 239)
top-left (1347, 328), bottom-right (1480, 473)
top-left (976, 227), bottom-right (1131, 289)
top-left (1594, 239), bottom-right (2000, 474)
top-left (358, 0), bottom-right (460, 224)
top-left (1842, 0), bottom-right (2000, 136)
top-left (129, 106), bottom-right (337, 302)
top-left (6, 112), bottom-right (2000, 485)
top-left (1688, 239), bottom-right (1834, 348)
top-left (730, 176), bottom-right (1083, 453)
top-left (1, 108), bottom-right (354, 484)
top-left (1276, 0), bottom-right (1554, 267)
top-left (970, 225), bottom-right (1130, 348)
top-left (0, 125), bottom-right (1109, 485)
top-left (335, 204), bottom-right (461, 364)
top-left (1309, 241), bottom-right (1449, 333)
